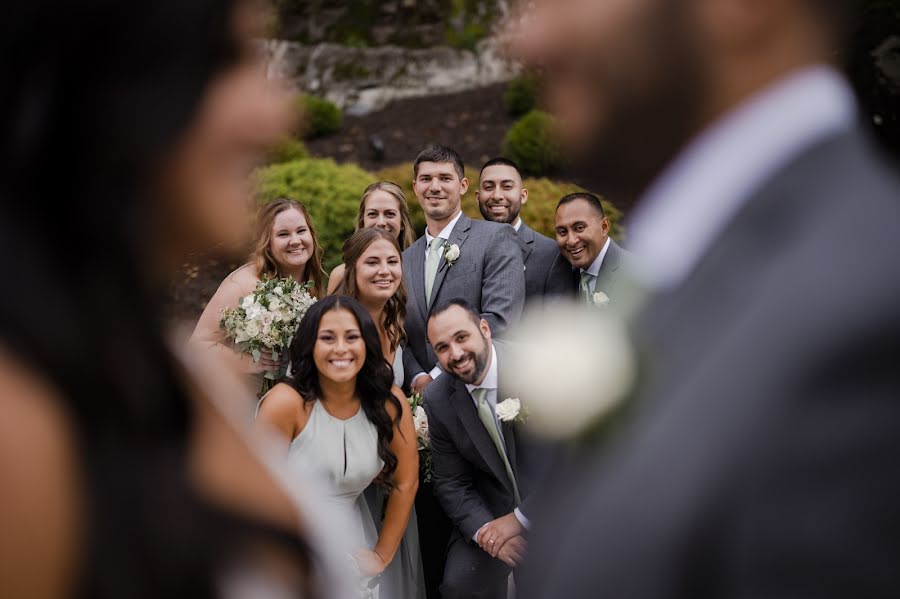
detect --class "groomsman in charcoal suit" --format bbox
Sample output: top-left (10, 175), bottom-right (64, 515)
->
top-left (403, 145), bottom-right (525, 395)
top-left (511, 0), bottom-right (900, 598)
top-left (424, 299), bottom-right (548, 599)
top-left (402, 145), bottom-right (525, 598)
top-left (475, 157), bottom-right (569, 302)
top-left (553, 192), bottom-right (632, 307)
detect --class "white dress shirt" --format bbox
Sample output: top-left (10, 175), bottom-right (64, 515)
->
top-left (468, 344), bottom-right (531, 537)
top-left (580, 237), bottom-right (611, 293)
top-left (414, 210), bottom-right (465, 384)
top-left (627, 66), bottom-right (856, 291)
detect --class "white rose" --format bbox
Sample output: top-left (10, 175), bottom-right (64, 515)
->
top-left (273, 286), bottom-right (284, 296)
top-left (508, 300), bottom-right (637, 440)
top-left (413, 406), bottom-right (429, 447)
top-left (244, 319), bottom-right (261, 339)
top-left (245, 302), bottom-right (264, 320)
top-left (444, 244), bottom-right (460, 263)
top-left (593, 292), bottom-right (610, 307)
top-left (241, 295), bottom-right (254, 310)
top-left (268, 297), bottom-right (283, 312)
top-left (495, 398), bottom-right (521, 422)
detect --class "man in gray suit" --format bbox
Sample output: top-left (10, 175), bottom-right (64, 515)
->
top-left (403, 145), bottom-right (525, 395)
top-left (475, 157), bottom-right (567, 301)
top-left (510, 1), bottom-right (900, 598)
top-left (424, 299), bottom-right (548, 599)
top-left (554, 192), bottom-right (630, 306)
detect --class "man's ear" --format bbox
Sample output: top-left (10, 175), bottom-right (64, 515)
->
top-left (480, 318), bottom-right (492, 340)
top-left (460, 177), bottom-right (470, 195)
top-left (521, 188), bottom-right (529, 205)
top-left (601, 216), bottom-right (610, 235)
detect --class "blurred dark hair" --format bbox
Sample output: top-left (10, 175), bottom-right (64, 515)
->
top-left (414, 144), bottom-right (466, 180)
top-left (480, 157), bottom-right (524, 181)
top-left (287, 295), bottom-right (402, 489)
top-left (428, 298), bottom-right (483, 329)
top-left (558, 192), bottom-right (607, 218)
top-left (0, 1), bottom-right (314, 597)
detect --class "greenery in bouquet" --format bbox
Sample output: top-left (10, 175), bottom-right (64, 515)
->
top-left (220, 276), bottom-right (317, 396)
top-left (407, 392), bottom-right (432, 482)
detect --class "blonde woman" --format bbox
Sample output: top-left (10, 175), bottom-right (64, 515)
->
top-left (191, 198), bottom-right (326, 406)
top-left (327, 181), bottom-right (416, 294)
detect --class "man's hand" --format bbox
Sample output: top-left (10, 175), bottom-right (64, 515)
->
top-left (496, 535), bottom-right (528, 568)
top-left (411, 374), bottom-right (433, 395)
top-left (476, 511), bottom-right (524, 557)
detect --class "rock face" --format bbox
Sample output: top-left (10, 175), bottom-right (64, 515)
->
top-left (264, 39), bottom-right (519, 115)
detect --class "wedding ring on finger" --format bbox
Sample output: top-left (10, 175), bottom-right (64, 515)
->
top-left (490, 539), bottom-right (495, 544)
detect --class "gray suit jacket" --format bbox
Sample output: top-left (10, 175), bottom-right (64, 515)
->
top-left (516, 221), bottom-right (565, 300)
top-left (423, 341), bottom-right (548, 541)
top-left (523, 129), bottom-right (900, 599)
top-left (402, 213), bottom-right (525, 386)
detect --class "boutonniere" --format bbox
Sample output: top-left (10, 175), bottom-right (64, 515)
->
top-left (443, 243), bottom-right (460, 266)
top-left (591, 291), bottom-right (610, 308)
top-left (496, 397), bottom-right (527, 424)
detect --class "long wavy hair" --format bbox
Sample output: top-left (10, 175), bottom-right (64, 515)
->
top-left (334, 228), bottom-right (408, 351)
top-left (355, 181), bottom-right (416, 250)
top-left (0, 0), bottom-right (316, 597)
top-left (253, 198), bottom-right (326, 298)
top-left (287, 295), bottom-right (402, 489)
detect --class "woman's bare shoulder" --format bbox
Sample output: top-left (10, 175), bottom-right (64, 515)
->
top-left (326, 263), bottom-right (345, 294)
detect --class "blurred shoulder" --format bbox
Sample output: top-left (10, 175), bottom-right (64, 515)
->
top-left (327, 263), bottom-right (345, 294)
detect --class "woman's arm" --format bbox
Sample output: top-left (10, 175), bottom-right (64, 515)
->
top-left (326, 263), bottom-right (345, 295)
top-left (372, 386), bottom-right (419, 565)
top-left (254, 384), bottom-right (305, 454)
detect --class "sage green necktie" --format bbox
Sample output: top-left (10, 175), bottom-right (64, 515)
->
top-left (472, 388), bottom-right (521, 504)
top-left (425, 237), bottom-right (445, 306)
top-left (580, 271), bottom-right (596, 302)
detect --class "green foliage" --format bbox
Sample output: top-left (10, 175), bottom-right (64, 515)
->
top-left (375, 163), bottom-right (624, 242)
top-left (445, 22), bottom-right (487, 51)
top-left (502, 110), bottom-right (563, 177)
top-left (255, 159), bottom-right (376, 270)
top-left (265, 137), bottom-right (308, 165)
top-left (503, 74), bottom-right (540, 117)
top-left (297, 94), bottom-right (343, 139)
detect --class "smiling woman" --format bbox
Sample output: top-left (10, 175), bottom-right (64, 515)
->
top-left (190, 198), bottom-right (326, 412)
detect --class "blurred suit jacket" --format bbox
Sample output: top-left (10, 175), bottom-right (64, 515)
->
top-left (515, 221), bottom-right (568, 301)
top-left (522, 128), bottom-right (900, 598)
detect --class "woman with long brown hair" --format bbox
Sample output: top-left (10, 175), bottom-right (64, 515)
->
top-left (191, 197), bottom-right (326, 409)
top-left (327, 181), bottom-right (416, 294)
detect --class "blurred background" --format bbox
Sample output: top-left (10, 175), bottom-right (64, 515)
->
top-left (167, 0), bottom-right (899, 323)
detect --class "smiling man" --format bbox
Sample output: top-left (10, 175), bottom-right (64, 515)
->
top-left (554, 192), bottom-right (630, 305)
top-left (477, 157), bottom-right (567, 301)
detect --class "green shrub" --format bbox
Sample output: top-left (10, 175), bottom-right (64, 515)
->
top-left (265, 137), bottom-right (308, 165)
top-left (503, 74), bottom-right (540, 117)
top-left (375, 163), bottom-right (624, 242)
top-left (297, 94), bottom-right (343, 139)
top-left (502, 110), bottom-right (563, 177)
top-left (255, 158), bottom-right (376, 270)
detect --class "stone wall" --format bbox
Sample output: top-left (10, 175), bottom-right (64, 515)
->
top-left (264, 38), bottom-right (518, 115)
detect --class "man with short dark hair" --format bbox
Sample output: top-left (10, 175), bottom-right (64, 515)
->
top-left (424, 299), bottom-right (547, 599)
top-left (512, 0), bottom-right (900, 597)
top-left (554, 192), bottom-right (631, 306)
top-left (477, 157), bottom-right (568, 301)
top-left (403, 145), bottom-right (525, 395)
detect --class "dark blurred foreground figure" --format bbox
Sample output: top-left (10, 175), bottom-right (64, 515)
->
top-left (0, 1), bottom-right (330, 597)
top-left (511, 0), bottom-right (900, 598)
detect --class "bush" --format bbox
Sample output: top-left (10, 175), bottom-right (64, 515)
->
top-left (502, 110), bottom-right (563, 177)
top-left (255, 158), bottom-right (376, 270)
top-left (298, 94), bottom-right (343, 139)
top-left (265, 137), bottom-right (308, 165)
top-left (503, 74), bottom-right (540, 117)
top-left (375, 163), bottom-right (624, 243)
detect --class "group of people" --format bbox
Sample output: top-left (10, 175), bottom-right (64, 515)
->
top-left (189, 144), bottom-right (629, 598)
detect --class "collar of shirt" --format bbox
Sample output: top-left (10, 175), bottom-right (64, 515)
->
top-left (424, 209), bottom-right (464, 252)
top-left (581, 237), bottom-right (611, 278)
top-left (626, 65), bottom-right (856, 291)
top-left (512, 218), bottom-right (522, 232)
top-left (465, 343), bottom-right (498, 404)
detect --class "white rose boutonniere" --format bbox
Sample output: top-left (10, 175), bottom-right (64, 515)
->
top-left (592, 291), bottom-right (610, 308)
top-left (496, 397), bottom-right (527, 424)
top-left (444, 243), bottom-right (460, 265)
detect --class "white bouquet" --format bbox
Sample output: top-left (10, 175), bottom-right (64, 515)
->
top-left (407, 392), bottom-right (432, 482)
top-left (220, 276), bottom-right (316, 396)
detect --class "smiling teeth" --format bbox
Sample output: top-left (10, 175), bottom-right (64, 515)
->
top-left (330, 359), bottom-right (352, 367)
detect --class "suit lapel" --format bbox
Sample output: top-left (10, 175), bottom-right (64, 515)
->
top-left (406, 236), bottom-right (429, 322)
top-left (495, 343), bottom-right (520, 479)
top-left (517, 222), bottom-right (535, 266)
top-left (448, 380), bottom-right (513, 495)
top-left (595, 239), bottom-right (622, 295)
top-left (428, 213), bottom-right (472, 310)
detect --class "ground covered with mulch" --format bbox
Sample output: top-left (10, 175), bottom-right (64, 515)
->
top-left (306, 82), bottom-right (515, 171)
top-left (167, 83), bottom-right (517, 324)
